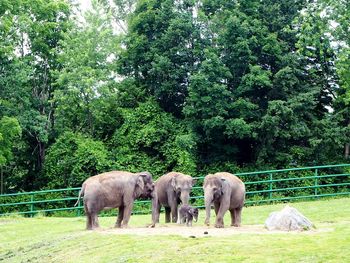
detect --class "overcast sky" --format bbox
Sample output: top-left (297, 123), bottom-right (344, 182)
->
top-left (78, 0), bottom-right (92, 11)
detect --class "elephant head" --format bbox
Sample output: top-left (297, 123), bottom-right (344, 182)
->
top-left (136, 171), bottom-right (155, 199)
top-left (171, 174), bottom-right (196, 205)
top-left (135, 171), bottom-right (159, 228)
top-left (189, 207), bottom-right (199, 222)
top-left (203, 175), bottom-right (227, 225)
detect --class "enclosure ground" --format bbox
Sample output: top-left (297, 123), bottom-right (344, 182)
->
top-left (1, 198), bottom-right (349, 263)
top-left (98, 224), bottom-right (332, 237)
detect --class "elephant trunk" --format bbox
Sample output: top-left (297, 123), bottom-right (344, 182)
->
top-left (204, 190), bottom-right (213, 226)
top-left (175, 190), bottom-right (191, 224)
top-left (180, 190), bottom-right (190, 205)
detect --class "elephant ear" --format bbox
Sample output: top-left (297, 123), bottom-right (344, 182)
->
top-left (189, 208), bottom-right (196, 216)
top-left (171, 177), bottom-right (177, 190)
top-left (136, 176), bottom-right (145, 190)
top-left (220, 178), bottom-right (228, 195)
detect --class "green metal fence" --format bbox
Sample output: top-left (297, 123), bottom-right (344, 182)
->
top-left (1, 164), bottom-right (349, 217)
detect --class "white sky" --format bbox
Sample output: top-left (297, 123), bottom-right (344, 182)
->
top-left (78, 0), bottom-right (92, 12)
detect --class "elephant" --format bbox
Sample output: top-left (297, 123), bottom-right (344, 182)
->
top-left (75, 171), bottom-right (157, 230)
top-left (203, 172), bottom-right (245, 228)
top-left (179, 205), bottom-right (198, 226)
top-left (154, 172), bottom-right (196, 223)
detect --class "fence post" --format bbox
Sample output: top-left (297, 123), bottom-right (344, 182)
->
top-left (269, 173), bottom-right (273, 200)
top-left (314, 169), bottom-right (318, 197)
top-left (30, 194), bottom-right (34, 217)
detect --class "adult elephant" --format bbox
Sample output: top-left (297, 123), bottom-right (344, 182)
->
top-left (155, 172), bottom-right (196, 223)
top-left (75, 171), bottom-right (157, 230)
top-left (203, 172), bottom-right (245, 228)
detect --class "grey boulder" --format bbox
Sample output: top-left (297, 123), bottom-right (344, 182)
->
top-left (265, 205), bottom-right (314, 231)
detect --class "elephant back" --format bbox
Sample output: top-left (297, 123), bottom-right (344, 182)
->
top-left (156, 172), bottom-right (193, 184)
top-left (214, 172), bottom-right (244, 186)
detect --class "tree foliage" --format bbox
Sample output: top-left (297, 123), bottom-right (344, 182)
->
top-left (110, 99), bottom-right (196, 175)
top-left (0, 0), bottom-right (349, 192)
top-left (0, 117), bottom-right (22, 166)
top-left (44, 131), bottom-right (111, 188)
top-left (54, 0), bottom-right (120, 139)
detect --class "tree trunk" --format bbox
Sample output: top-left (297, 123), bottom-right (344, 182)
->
top-left (345, 143), bottom-right (349, 159)
top-left (37, 139), bottom-right (46, 171)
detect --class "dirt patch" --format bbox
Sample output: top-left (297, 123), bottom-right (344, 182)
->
top-left (96, 224), bottom-right (333, 238)
top-left (0, 220), bottom-right (12, 225)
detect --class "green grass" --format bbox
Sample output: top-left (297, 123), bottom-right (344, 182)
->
top-left (1, 198), bottom-right (350, 262)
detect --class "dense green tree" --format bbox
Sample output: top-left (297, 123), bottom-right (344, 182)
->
top-left (118, 0), bottom-right (203, 116)
top-left (0, 117), bottom-right (22, 166)
top-left (0, 0), bottom-right (70, 190)
top-left (321, 0), bottom-right (350, 158)
top-left (99, 0), bottom-right (137, 33)
top-left (1, 0), bottom-right (349, 192)
top-left (110, 99), bottom-right (196, 177)
top-left (44, 131), bottom-right (111, 188)
top-left (0, 116), bottom-right (21, 193)
top-left (54, 0), bottom-right (121, 140)
top-left (185, 0), bottom-right (344, 167)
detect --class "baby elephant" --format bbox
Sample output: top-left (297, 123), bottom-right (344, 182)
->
top-left (179, 205), bottom-right (199, 226)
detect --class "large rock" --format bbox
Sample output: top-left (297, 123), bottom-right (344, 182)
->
top-left (265, 205), bottom-right (314, 231)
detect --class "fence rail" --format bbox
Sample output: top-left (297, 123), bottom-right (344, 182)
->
top-left (1, 164), bottom-right (349, 217)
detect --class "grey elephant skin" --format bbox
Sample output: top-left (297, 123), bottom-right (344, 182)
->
top-left (203, 172), bottom-right (245, 228)
top-left (75, 171), bottom-right (157, 230)
top-left (179, 205), bottom-right (198, 226)
top-left (154, 172), bottom-right (196, 223)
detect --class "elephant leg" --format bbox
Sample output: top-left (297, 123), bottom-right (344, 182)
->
top-left (156, 203), bottom-right (161, 223)
top-left (233, 207), bottom-right (243, 227)
top-left (215, 213), bottom-right (225, 228)
top-left (91, 213), bottom-right (99, 229)
top-left (171, 204), bottom-right (178, 223)
top-left (115, 206), bottom-right (124, 228)
top-left (84, 204), bottom-right (92, 230)
top-left (166, 191), bottom-right (178, 223)
top-left (165, 207), bottom-right (171, 223)
top-left (86, 213), bottom-right (93, 230)
top-left (214, 201), bottom-right (220, 216)
top-left (215, 202), bottom-right (229, 228)
top-left (176, 208), bottom-right (181, 224)
top-left (121, 203), bottom-right (134, 228)
top-left (230, 209), bottom-right (236, 226)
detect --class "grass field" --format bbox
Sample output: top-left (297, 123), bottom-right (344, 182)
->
top-left (1, 198), bottom-right (349, 263)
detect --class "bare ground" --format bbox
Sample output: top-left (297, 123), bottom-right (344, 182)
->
top-left (96, 224), bottom-right (333, 238)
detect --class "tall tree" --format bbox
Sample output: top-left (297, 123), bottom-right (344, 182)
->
top-left (0, 0), bottom-right (70, 190)
top-left (118, 0), bottom-right (203, 116)
top-left (54, 0), bottom-right (120, 140)
top-left (99, 0), bottom-right (137, 33)
top-left (183, 0), bottom-right (342, 167)
top-left (322, 0), bottom-right (350, 158)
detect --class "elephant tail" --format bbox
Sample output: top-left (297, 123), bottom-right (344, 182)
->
top-left (74, 183), bottom-right (86, 207)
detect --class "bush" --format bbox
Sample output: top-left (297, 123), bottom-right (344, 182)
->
top-left (44, 131), bottom-right (111, 188)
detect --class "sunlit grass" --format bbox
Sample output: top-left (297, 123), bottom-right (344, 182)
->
top-left (1, 198), bottom-right (349, 262)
